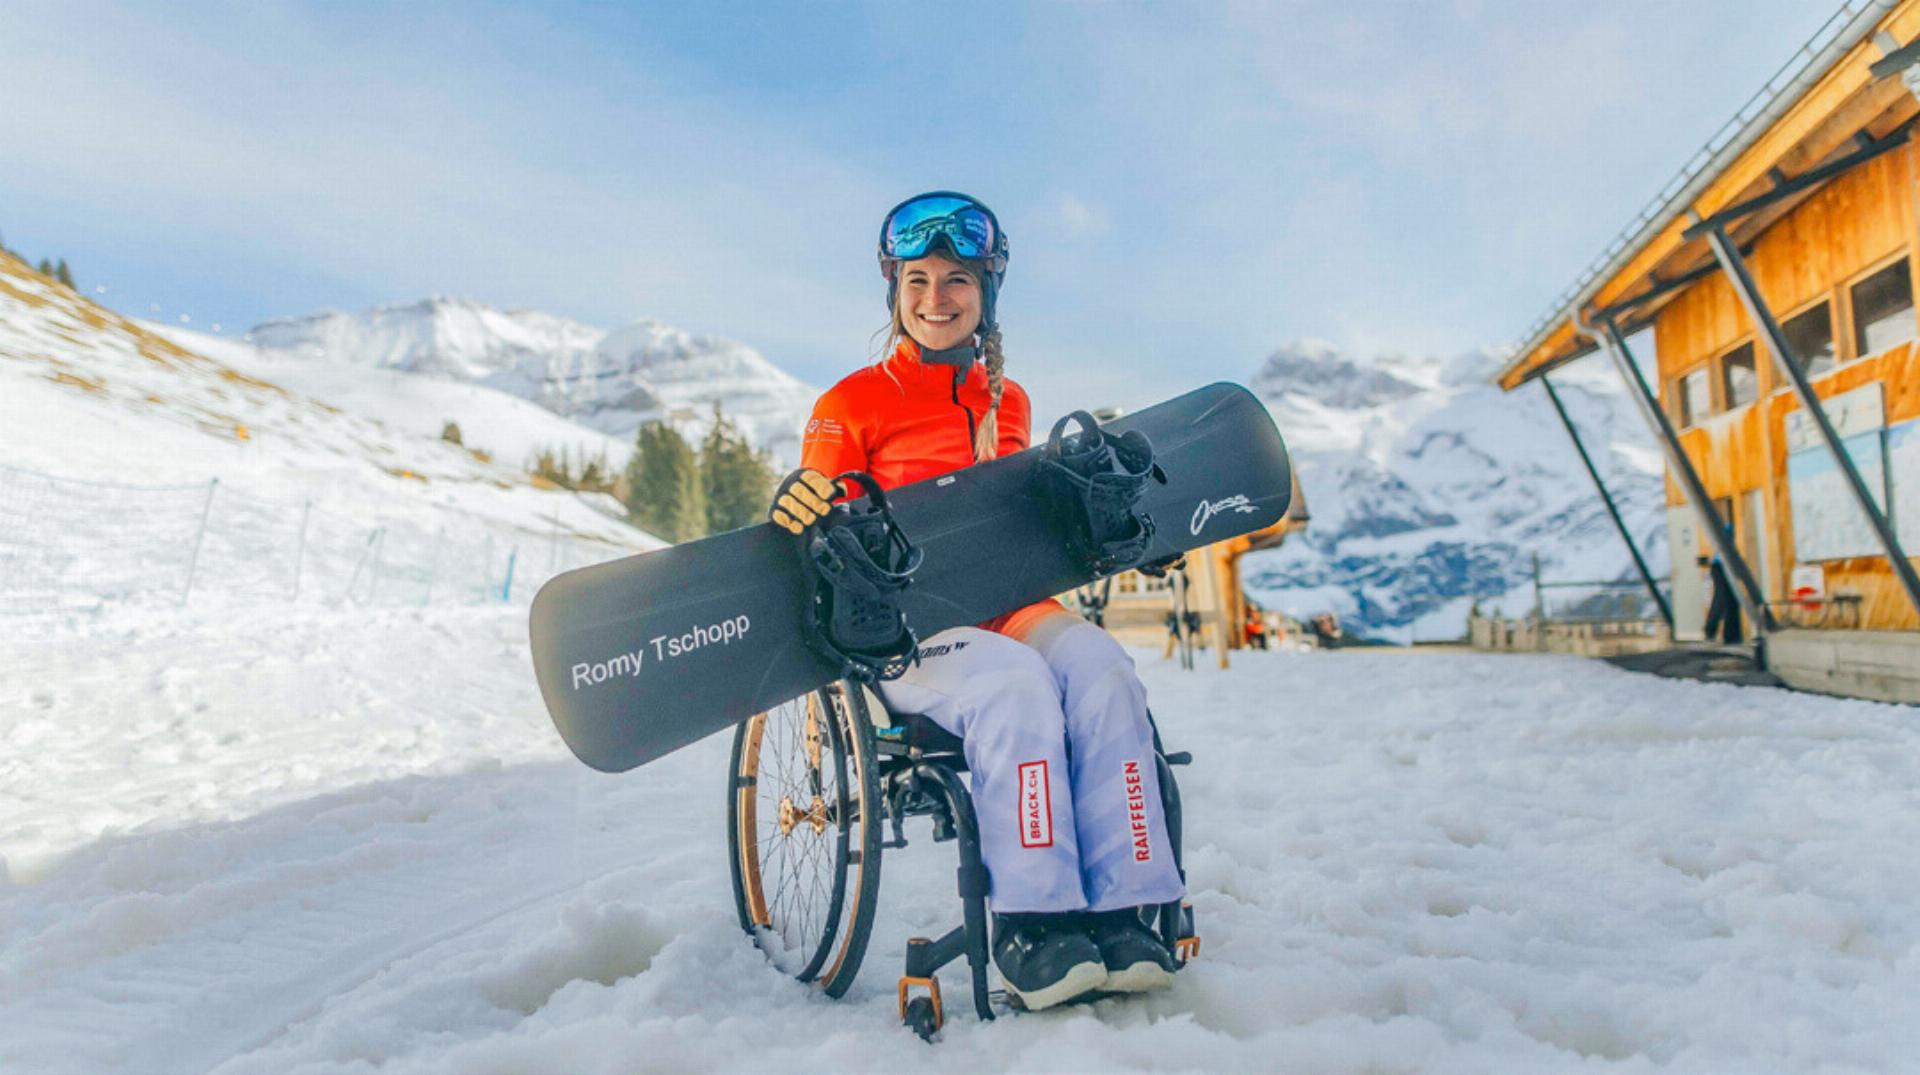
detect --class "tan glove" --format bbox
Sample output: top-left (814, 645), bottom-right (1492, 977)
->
top-left (769, 468), bottom-right (842, 535)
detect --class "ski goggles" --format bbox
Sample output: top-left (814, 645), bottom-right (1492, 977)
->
top-left (878, 192), bottom-right (1008, 269)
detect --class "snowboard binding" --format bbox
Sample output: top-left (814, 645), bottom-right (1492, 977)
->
top-left (801, 471), bottom-right (924, 683)
top-left (1038, 411), bottom-right (1168, 575)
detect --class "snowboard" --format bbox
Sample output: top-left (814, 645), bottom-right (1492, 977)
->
top-left (531, 381), bottom-right (1292, 773)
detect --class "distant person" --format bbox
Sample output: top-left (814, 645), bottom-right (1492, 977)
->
top-left (1702, 554), bottom-right (1743, 644)
top-left (1245, 610), bottom-right (1268, 649)
top-left (1311, 612), bottom-right (1344, 650)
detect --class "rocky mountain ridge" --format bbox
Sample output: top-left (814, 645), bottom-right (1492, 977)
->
top-left (1243, 340), bottom-right (1667, 640)
top-left (247, 297), bottom-right (818, 463)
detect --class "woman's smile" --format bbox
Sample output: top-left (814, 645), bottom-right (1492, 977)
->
top-left (897, 254), bottom-right (982, 351)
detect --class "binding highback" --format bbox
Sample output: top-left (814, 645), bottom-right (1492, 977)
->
top-left (801, 471), bottom-right (924, 683)
top-left (1038, 411), bottom-right (1168, 575)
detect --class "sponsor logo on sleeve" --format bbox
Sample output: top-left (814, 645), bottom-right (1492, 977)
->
top-left (1124, 760), bottom-right (1152, 862)
top-left (1018, 761), bottom-right (1054, 848)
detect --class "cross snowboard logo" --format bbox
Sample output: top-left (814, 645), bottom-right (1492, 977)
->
top-left (1190, 493), bottom-right (1258, 536)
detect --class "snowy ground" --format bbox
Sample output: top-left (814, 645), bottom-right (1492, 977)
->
top-left (5, 614), bottom-right (1918, 1074)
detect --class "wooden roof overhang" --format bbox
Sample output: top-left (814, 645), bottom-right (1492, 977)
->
top-left (1497, 0), bottom-right (1920, 392)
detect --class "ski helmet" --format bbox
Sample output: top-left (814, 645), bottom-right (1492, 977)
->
top-left (878, 191), bottom-right (1009, 338)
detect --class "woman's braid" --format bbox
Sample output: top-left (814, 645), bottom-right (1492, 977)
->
top-left (973, 328), bottom-right (1005, 461)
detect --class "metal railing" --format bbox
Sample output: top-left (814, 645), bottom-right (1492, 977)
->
top-left (0, 463), bottom-right (642, 617)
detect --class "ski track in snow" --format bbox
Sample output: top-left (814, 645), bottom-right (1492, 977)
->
top-left (5, 612), bottom-right (1920, 1073)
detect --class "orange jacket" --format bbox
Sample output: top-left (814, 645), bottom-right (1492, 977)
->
top-left (800, 337), bottom-right (1061, 638)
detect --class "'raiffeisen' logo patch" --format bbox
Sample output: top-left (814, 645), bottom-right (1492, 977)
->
top-left (1124, 760), bottom-right (1152, 862)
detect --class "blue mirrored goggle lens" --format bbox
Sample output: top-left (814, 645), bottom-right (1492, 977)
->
top-left (883, 197), bottom-right (997, 260)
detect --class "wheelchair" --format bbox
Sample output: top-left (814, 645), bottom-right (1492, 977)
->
top-left (726, 678), bottom-right (1198, 1041)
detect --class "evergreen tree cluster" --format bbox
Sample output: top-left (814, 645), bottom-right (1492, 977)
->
top-left (1, 230), bottom-right (77, 289)
top-left (622, 404), bottom-right (778, 543)
top-left (527, 442), bottom-right (616, 495)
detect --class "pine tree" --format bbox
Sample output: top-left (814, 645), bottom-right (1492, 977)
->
top-left (701, 403), bottom-right (777, 534)
top-left (36, 258), bottom-right (52, 278)
top-left (55, 259), bottom-right (73, 289)
top-left (441, 420), bottom-right (464, 446)
top-left (624, 421), bottom-right (705, 542)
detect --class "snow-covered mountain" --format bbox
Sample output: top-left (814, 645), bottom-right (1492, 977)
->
top-left (245, 297), bottom-right (819, 464)
top-left (1244, 340), bottom-right (1668, 641)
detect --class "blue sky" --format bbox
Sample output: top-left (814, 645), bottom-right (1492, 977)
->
top-left (0, 1), bottom-right (1840, 420)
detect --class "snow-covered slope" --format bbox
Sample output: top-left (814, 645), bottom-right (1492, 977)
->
top-left (6, 630), bottom-right (1917, 1073)
top-left (0, 252), bottom-right (660, 618)
top-left (149, 322), bottom-right (635, 477)
top-left (1245, 341), bottom-right (1666, 640)
top-left (245, 297), bottom-right (819, 464)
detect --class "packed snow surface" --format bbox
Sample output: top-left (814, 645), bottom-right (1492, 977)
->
top-left (4, 623), bottom-right (1917, 1073)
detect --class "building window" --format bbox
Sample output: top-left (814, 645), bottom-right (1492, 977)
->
top-left (1720, 342), bottom-right (1757, 409)
top-left (1850, 258), bottom-right (1915, 357)
top-left (1781, 301), bottom-right (1835, 377)
top-left (1675, 366), bottom-right (1711, 427)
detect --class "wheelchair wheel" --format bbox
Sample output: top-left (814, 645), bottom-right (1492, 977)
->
top-left (728, 681), bottom-right (881, 998)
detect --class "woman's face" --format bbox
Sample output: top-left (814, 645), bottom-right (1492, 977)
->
top-left (896, 254), bottom-right (982, 351)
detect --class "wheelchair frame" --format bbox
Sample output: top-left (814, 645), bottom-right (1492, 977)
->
top-left (727, 679), bottom-right (1197, 1041)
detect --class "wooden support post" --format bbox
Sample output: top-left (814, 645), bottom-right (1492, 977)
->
top-left (1590, 315), bottom-right (1775, 635)
top-left (1701, 221), bottom-right (1920, 624)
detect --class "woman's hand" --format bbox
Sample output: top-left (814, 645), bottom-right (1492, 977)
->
top-left (769, 469), bottom-right (841, 535)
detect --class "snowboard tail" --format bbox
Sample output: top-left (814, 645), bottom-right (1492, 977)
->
top-left (530, 381), bottom-right (1291, 773)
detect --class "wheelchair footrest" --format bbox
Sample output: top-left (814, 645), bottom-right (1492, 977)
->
top-left (1174, 900), bottom-right (1200, 964)
top-left (899, 974), bottom-right (944, 1032)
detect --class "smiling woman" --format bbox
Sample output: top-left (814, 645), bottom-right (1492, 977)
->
top-left (760, 190), bottom-right (1187, 1014)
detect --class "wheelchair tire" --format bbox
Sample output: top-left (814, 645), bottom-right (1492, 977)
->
top-left (727, 681), bottom-right (881, 998)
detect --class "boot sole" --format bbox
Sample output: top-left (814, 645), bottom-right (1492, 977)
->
top-left (1101, 960), bottom-right (1175, 993)
top-left (1004, 959), bottom-right (1107, 1012)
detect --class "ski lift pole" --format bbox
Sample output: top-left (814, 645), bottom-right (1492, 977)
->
top-left (180, 478), bottom-right (219, 607)
top-left (346, 526), bottom-right (383, 605)
top-left (423, 528), bottom-right (443, 606)
top-left (290, 499), bottom-right (312, 601)
top-left (482, 534), bottom-right (495, 605)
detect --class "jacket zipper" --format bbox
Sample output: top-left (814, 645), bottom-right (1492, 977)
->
top-left (950, 368), bottom-right (978, 449)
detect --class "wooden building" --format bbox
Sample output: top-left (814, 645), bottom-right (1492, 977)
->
top-left (1496, 0), bottom-right (1920, 702)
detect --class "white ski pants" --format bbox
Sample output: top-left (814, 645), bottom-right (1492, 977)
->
top-left (877, 617), bottom-right (1185, 914)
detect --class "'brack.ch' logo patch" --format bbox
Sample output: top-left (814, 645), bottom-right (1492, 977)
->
top-left (1018, 761), bottom-right (1053, 848)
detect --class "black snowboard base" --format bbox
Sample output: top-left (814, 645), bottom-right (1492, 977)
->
top-left (530, 381), bottom-right (1292, 773)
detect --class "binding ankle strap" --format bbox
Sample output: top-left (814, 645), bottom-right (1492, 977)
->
top-left (800, 471), bottom-right (923, 683)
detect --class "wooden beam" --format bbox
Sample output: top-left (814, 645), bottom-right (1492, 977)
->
top-left (1497, 1), bottom-right (1920, 392)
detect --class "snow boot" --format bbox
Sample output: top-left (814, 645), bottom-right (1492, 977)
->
top-left (992, 913), bottom-right (1106, 1011)
top-left (1089, 910), bottom-right (1177, 993)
